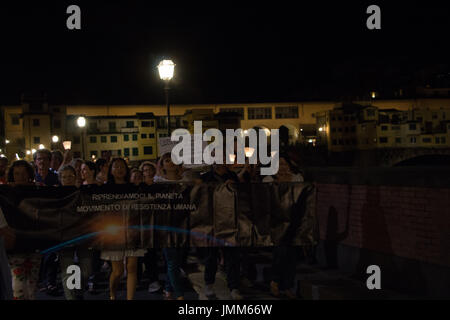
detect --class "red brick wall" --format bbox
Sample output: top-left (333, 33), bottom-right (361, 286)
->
top-left (316, 183), bottom-right (450, 267)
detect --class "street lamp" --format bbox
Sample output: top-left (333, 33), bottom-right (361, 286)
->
top-left (77, 116), bottom-right (86, 128)
top-left (157, 59), bottom-right (175, 136)
top-left (77, 116), bottom-right (87, 159)
top-left (52, 135), bottom-right (59, 143)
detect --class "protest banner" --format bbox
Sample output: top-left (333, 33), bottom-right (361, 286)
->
top-left (0, 182), bottom-right (317, 254)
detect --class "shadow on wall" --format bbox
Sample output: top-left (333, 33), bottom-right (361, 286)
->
top-left (324, 205), bottom-right (349, 269)
top-left (353, 186), bottom-right (427, 296)
top-left (322, 185), bottom-right (429, 296)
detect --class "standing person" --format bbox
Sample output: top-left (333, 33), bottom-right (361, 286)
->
top-left (50, 150), bottom-right (64, 173)
top-left (81, 161), bottom-right (100, 185)
top-left (155, 153), bottom-right (186, 300)
top-left (70, 158), bottom-right (83, 187)
top-left (58, 165), bottom-right (95, 300)
top-left (200, 153), bottom-right (243, 300)
top-left (0, 207), bottom-right (14, 300)
top-left (137, 161), bottom-right (161, 294)
top-left (33, 150), bottom-right (60, 295)
top-left (101, 158), bottom-right (146, 300)
top-left (237, 160), bottom-right (262, 286)
top-left (0, 157), bottom-right (8, 184)
top-left (34, 149), bottom-right (59, 186)
top-left (140, 161), bottom-right (156, 185)
top-left (79, 161), bottom-right (102, 293)
top-left (263, 155), bottom-right (303, 299)
top-left (130, 168), bottom-right (143, 186)
top-left (6, 160), bottom-right (41, 300)
top-left (95, 158), bottom-right (108, 184)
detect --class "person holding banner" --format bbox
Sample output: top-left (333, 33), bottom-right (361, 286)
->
top-left (79, 161), bottom-right (102, 294)
top-left (34, 150), bottom-right (61, 296)
top-left (101, 157), bottom-right (146, 300)
top-left (137, 161), bottom-right (162, 294)
top-left (81, 161), bottom-right (102, 186)
top-left (155, 153), bottom-right (186, 300)
top-left (130, 168), bottom-right (143, 186)
top-left (200, 155), bottom-right (244, 300)
top-left (34, 149), bottom-right (60, 187)
top-left (263, 154), bottom-right (303, 299)
top-left (140, 161), bottom-right (157, 185)
top-left (58, 165), bottom-right (96, 300)
top-left (6, 160), bottom-right (42, 300)
top-left (95, 158), bottom-right (109, 185)
top-left (0, 207), bottom-right (14, 300)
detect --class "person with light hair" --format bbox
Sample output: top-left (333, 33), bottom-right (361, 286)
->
top-left (139, 161), bottom-right (157, 185)
top-left (130, 168), bottom-right (143, 186)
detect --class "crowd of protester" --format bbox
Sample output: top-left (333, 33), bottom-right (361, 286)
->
top-left (0, 146), bottom-right (314, 300)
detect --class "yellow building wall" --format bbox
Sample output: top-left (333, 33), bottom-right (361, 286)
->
top-left (3, 106), bottom-right (23, 160)
top-left (4, 99), bottom-right (450, 161)
top-left (23, 114), bottom-right (52, 153)
top-left (137, 118), bottom-right (157, 160)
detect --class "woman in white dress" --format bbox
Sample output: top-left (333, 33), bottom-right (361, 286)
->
top-left (100, 158), bottom-right (146, 300)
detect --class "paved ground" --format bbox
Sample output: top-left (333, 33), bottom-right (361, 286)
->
top-left (35, 249), bottom-right (418, 300)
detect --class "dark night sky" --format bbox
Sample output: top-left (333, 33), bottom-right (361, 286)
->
top-left (0, 1), bottom-right (449, 105)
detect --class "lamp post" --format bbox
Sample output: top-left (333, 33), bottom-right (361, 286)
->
top-left (157, 60), bottom-right (175, 136)
top-left (77, 116), bottom-right (86, 160)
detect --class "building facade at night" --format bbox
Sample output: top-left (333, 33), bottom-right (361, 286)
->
top-left (315, 103), bottom-right (450, 152)
top-left (2, 97), bottom-right (450, 163)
